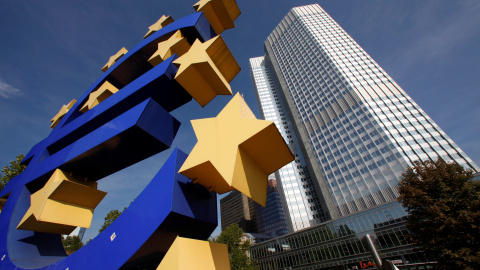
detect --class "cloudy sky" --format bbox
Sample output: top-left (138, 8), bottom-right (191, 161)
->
top-left (0, 0), bottom-right (479, 241)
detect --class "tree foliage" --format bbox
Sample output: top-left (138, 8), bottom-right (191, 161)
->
top-left (0, 154), bottom-right (26, 191)
top-left (213, 223), bottom-right (259, 270)
top-left (99, 209), bottom-right (123, 233)
top-left (398, 158), bottom-right (480, 269)
top-left (61, 235), bottom-right (84, 255)
top-left (99, 201), bottom-right (134, 233)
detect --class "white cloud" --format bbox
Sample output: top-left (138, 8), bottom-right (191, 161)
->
top-left (0, 78), bottom-right (21, 98)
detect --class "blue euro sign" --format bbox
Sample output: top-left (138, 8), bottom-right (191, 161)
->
top-left (0, 12), bottom-right (218, 270)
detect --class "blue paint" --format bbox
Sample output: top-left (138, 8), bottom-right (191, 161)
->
top-left (0, 8), bottom-right (218, 270)
top-left (1, 149), bottom-right (216, 269)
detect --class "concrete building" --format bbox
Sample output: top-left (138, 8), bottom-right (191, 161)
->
top-left (220, 190), bottom-right (257, 233)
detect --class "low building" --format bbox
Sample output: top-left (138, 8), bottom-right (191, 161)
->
top-left (243, 233), bottom-right (273, 245)
top-left (473, 172), bottom-right (480, 182)
top-left (250, 202), bottom-right (433, 270)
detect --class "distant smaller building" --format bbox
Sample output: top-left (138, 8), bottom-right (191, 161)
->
top-left (255, 179), bottom-right (289, 237)
top-left (77, 227), bottom-right (86, 242)
top-left (243, 233), bottom-right (273, 245)
top-left (243, 233), bottom-right (273, 258)
top-left (220, 190), bottom-right (257, 233)
top-left (473, 172), bottom-right (480, 182)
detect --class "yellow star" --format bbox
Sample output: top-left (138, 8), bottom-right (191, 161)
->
top-left (50, 99), bottom-right (76, 128)
top-left (102, 47), bottom-right (128, 72)
top-left (178, 93), bottom-right (294, 206)
top-left (173, 36), bottom-right (240, 107)
top-left (157, 237), bottom-right (230, 270)
top-left (193, 0), bottom-right (240, 35)
top-left (148, 30), bottom-right (191, 67)
top-left (80, 81), bottom-right (119, 113)
top-left (144, 15), bottom-right (174, 39)
top-left (17, 169), bottom-right (107, 234)
top-left (203, 35), bottom-right (240, 83)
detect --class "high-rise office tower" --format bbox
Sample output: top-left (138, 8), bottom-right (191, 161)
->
top-left (251, 56), bottom-right (328, 232)
top-left (250, 4), bottom-right (478, 232)
top-left (77, 227), bottom-right (86, 242)
top-left (254, 178), bottom-right (289, 237)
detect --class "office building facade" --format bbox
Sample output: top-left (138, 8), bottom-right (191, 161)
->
top-left (249, 4), bottom-right (478, 269)
top-left (220, 190), bottom-right (257, 233)
top-left (250, 202), bottom-right (426, 270)
top-left (251, 57), bottom-right (328, 232)
top-left (254, 179), bottom-right (289, 237)
top-left (251, 3), bottom-right (478, 226)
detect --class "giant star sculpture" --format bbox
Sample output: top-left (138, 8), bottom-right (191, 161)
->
top-left (178, 93), bottom-right (294, 206)
top-left (157, 236), bottom-right (230, 270)
top-left (173, 35), bottom-right (239, 107)
top-left (50, 99), bottom-right (76, 128)
top-left (80, 80), bottom-right (119, 113)
top-left (101, 47), bottom-right (128, 72)
top-left (144, 15), bottom-right (174, 39)
top-left (193, 0), bottom-right (240, 35)
top-left (148, 30), bottom-right (191, 67)
top-left (17, 169), bottom-right (106, 234)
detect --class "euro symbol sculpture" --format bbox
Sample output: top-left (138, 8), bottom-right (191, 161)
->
top-left (0, 1), bottom-right (293, 269)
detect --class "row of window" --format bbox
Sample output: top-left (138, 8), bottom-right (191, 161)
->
top-left (251, 202), bottom-right (408, 263)
top-left (251, 58), bottom-right (327, 231)
top-left (266, 14), bottom-right (407, 217)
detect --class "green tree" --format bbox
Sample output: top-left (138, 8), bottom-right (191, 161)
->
top-left (213, 224), bottom-right (259, 270)
top-left (398, 158), bottom-right (480, 270)
top-left (61, 235), bottom-right (84, 255)
top-left (99, 201), bottom-right (134, 233)
top-left (99, 209), bottom-right (123, 233)
top-left (0, 154), bottom-right (26, 191)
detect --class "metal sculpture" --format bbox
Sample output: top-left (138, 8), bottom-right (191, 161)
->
top-left (0, 0), bottom-right (293, 269)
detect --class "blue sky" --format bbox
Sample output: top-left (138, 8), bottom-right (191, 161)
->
top-left (0, 1), bottom-right (479, 241)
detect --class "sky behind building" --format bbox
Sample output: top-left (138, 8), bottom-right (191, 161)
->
top-left (0, 0), bottom-right (479, 241)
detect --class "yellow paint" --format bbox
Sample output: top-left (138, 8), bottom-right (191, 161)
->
top-left (173, 36), bottom-right (239, 107)
top-left (80, 81), bottom-right (119, 113)
top-left (194, 0), bottom-right (240, 35)
top-left (156, 237), bottom-right (230, 270)
top-left (178, 93), bottom-right (294, 206)
top-left (102, 47), bottom-right (128, 72)
top-left (50, 99), bottom-right (76, 128)
top-left (148, 30), bottom-right (191, 67)
top-left (203, 36), bottom-right (240, 83)
top-left (17, 169), bottom-right (106, 234)
top-left (144, 15), bottom-right (175, 39)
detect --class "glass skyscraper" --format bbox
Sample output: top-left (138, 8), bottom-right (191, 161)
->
top-left (251, 57), bottom-right (328, 232)
top-left (250, 3), bottom-right (478, 233)
top-left (254, 179), bottom-right (289, 237)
